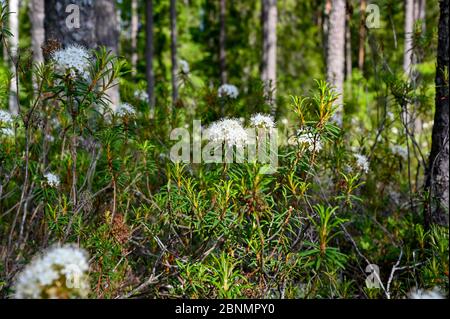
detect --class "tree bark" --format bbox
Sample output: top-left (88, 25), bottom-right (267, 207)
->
top-left (219, 0), bottom-right (227, 85)
top-left (425, 0), bottom-right (449, 227)
top-left (29, 0), bottom-right (45, 64)
top-left (261, 0), bottom-right (277, 112)
top-left (403, 0), bottom-right (415, 76)
top-left (44, 0), bottom-right (120, 109)
top-left (170, 0), bottom-right (178, 108)
top-left (131, 0), bottom-right (139, 77)
top-left (326, 0), bottom-right (346, 124)
top-left (358, 0), bottom-right (366, 71)
top-left (94, 0), bottom-right (119, 53)
top-left (8, 0), bottom-right (19, 115)
top-left (146, 0), bottom-right (155, 118)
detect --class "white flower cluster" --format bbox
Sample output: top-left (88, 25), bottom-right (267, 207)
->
top-left (0, 110), bottom-right (15, 138)
top-left (114, 103), bottom-right (137, 117)
top-left (14, 245), bottom-right (90, 299)
top-left (295, 127), bottom-right (323, 152)
top-left (354, 153), bottom-right (369, 173)
top-left (206, 118), bottom-right (248, 147)
top-left (52, 45), bottom-right (91, 80)
top-left (179, 59), bottom-right (190, 74)
top-left (218, 84), bottom-right (239, 99)
top-left (408, 287), bottom-right (445, 299)
top-left (134, 90), bottom-right (149, 103)
top-left (391, 145), bottom-right (408, 160)
top-left (44, 172), bottom-right (60, 188)
top-left (250, 113), bottom-right (275, 130)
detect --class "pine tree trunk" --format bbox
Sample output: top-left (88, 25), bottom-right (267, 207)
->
top-left (323, 0), bottom-right (332, 60)
top-left (131, 0), bottom-right (139, 77)
top-left (44, 0), bottom-right (97, 48)
top-left (94, 0), bottom-right (120, 110)
top-left (414, 0), bottom-right (426, 32)
top-left (345, 2), bottom-right (352, 81)
top-left (219, 0), bottom-right (227, 85)
top-left (261, 0), bottom-right (277, 113)
top-left (425, 0), bottom-right (449, 227)
top-left (170, 0), bottom-right (178, 108)
top-left (146, 0), bottom-right (155, 118)
top-left (29, 0), bottom-right (45, 64)
top-left (412, 0), bottom-right (426, 134)
top-left (403, 0), bottom-right (415, 76)
top-left (8, 0), bottom-right (19, 115)
top-left (326, 0), bottom-right (346, 124)
top-left (45, 0), bottom-right (119, 54)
